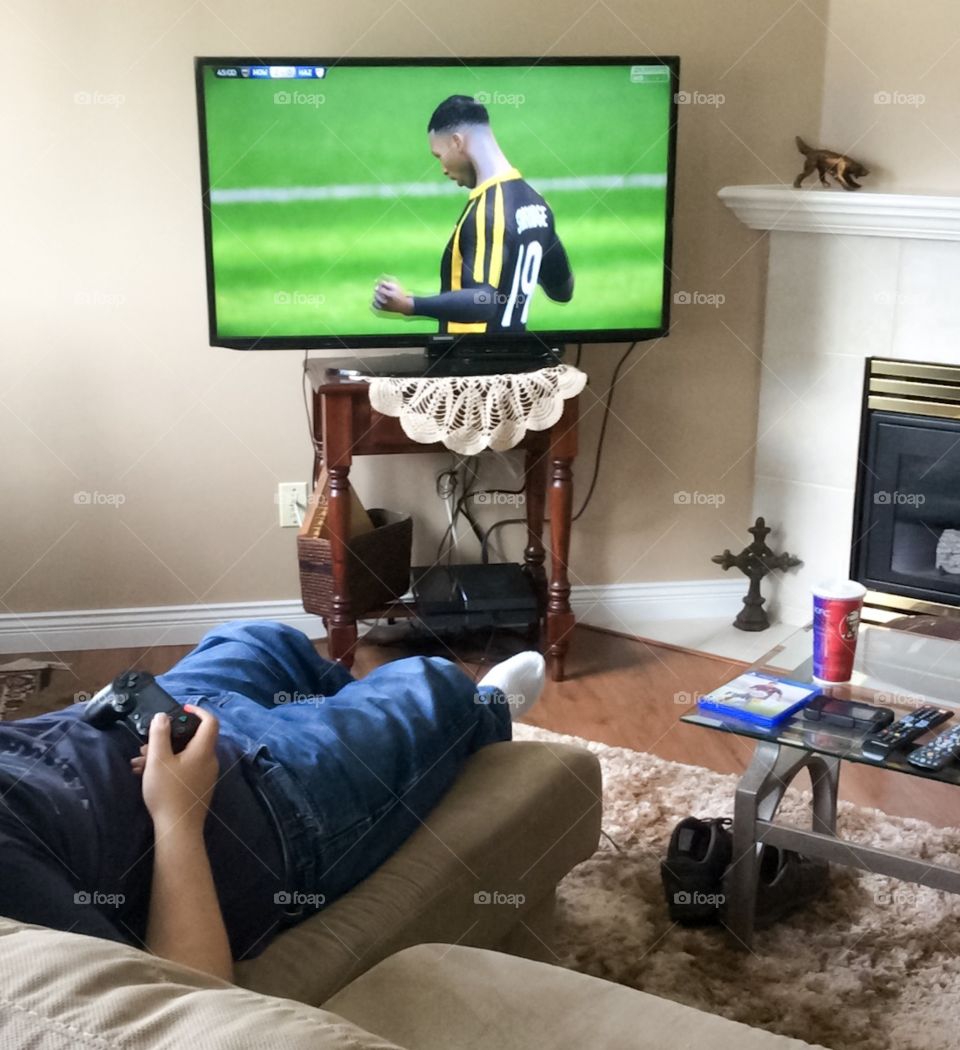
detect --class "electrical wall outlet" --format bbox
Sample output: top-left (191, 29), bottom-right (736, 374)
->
top-left (277, 482), bottom-right (308, 528)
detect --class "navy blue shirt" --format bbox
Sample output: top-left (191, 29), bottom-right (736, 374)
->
top-left (0, 705), bottom-right (287, 960)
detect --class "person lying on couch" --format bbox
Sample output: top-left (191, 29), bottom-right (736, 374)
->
top-left (0, 621), bottom-right (545, 982)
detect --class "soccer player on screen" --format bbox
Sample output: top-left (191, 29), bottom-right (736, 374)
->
top-left (372, 95), bottom-right (574, 334)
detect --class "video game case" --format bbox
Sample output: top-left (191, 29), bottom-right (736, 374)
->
top-left (697, 671), bottom-right (820, 727)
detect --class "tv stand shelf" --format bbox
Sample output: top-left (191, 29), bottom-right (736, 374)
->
top-left (308, 371), bottom-right (578, 681)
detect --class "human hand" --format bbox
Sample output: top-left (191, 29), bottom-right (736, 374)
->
top-left (132, 706), bottom-right (220, 834)
top-left (372, 277), bottom-right (414, 316)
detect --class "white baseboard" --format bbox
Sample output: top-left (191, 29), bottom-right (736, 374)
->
top-left (0, 580), bottom-right (745, 655)
top-left (0, 601), bottom-right (327, 655)
top-left (570, 579), bottom-right (745, 634)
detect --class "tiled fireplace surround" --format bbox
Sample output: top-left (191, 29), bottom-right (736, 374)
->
top-left (721, 185), bottom-right (960, 628)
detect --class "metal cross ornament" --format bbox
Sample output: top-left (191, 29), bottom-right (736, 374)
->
top-left (712, 517), bottom-right (802, 631)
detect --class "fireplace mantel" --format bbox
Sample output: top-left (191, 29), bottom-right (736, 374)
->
top-left (718, 184), bottom-right (960, 241)
top-left (717, 183), bottom-right (960, 625)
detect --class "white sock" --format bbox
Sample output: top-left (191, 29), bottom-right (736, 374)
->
top-left (478, 651), bottom-right (546, 721)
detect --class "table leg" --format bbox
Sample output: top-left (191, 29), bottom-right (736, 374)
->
top-left (325, 465), bottom-right (358, 669)
top-left (546, 397), bottom-right (578, 682)
top-left (321, 394), bottom-right (358, 669)
top-left (725, 742), bottom-right (839, 949)
top-left (523, 436), bottom-right (548, 640)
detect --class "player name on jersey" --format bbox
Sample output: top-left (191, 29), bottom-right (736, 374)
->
top-left (515, 204), bottom-right (548, 235)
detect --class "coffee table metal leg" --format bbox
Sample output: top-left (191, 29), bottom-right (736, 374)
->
top-left (810, 754), bottom-right (840, 836)
top-left (727, 742), bottom-right (781, 949)
top-left (725, 742), bottom-right (840, 949)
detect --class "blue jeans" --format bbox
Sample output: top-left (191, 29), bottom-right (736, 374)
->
top-left (157, 621), bottom-right (512, 915)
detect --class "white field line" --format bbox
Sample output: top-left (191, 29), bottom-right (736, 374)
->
top-left (209, 172), bottom-right (668, 204)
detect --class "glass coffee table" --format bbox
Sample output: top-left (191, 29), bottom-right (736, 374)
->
top-left (681, 621), bottom-right (960, 947)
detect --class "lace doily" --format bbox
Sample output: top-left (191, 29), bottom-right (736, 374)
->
top-left (368, 365), bottom-right (587, 455)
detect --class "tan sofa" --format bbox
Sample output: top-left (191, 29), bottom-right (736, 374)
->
top-left (0, 739), bottom-right (823, 1048)
top-left (0, 925), bottom-right (824, 1049)
top-left (236, 739), bottom-right (603, 1004)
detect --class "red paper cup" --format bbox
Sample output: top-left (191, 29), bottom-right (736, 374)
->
top-left (812, 580), bottom-right (867, 683)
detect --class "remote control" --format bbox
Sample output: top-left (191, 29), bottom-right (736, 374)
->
top-left (907, 723), bottom-right (960, 771)
top-left (81, 670), bottom-right (201, 753)
top-left (861, 706), bottom-right (953, 759)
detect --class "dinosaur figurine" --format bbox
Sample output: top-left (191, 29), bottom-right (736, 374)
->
top-left (794, 136), bottom-right (870, 191)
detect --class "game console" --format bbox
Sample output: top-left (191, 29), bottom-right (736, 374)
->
top-left (411, 562), bottom-right (540, 632)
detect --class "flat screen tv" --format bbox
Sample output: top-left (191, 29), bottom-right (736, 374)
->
top-left (195, 56), bottom-right (678, 362)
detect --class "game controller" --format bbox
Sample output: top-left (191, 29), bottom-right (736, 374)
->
top-left (81, 670), bottom-right (201, 753)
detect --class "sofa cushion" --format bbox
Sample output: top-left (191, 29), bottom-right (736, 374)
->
top-left (235, 740), bottom-right (602, 1006)
top-left (325, 943), bottom-right (828, 1050)
top-left (0, 917), bottom-right (405, 1050)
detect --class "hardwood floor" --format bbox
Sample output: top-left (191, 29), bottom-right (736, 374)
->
top-left (9, 624), bottom-right (958, 828)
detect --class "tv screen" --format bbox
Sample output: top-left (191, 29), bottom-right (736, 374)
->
top-left (195, 57), bottom-right (678, 351)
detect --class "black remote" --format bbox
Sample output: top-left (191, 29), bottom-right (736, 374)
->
top-left (81, 670), bottom-right (201, 753)
top-left (861, 706), bottom-right (953, 759)
top-left (907, 723), bottom-right (960, 771)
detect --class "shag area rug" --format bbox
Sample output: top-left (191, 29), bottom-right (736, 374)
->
top-left (512, 722), bottom-right (960, 1050)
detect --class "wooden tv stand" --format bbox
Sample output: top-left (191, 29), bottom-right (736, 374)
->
top-left (309, 371), bottom-right (578, 681)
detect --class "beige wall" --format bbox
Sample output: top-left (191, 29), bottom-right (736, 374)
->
top-left (0, 0), bottom-right (829, 614)
top-left (819, 1), bottom-right (960, 192)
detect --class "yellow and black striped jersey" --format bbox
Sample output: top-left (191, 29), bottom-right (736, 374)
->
top-left (437, 168), bottom-right (572, 334)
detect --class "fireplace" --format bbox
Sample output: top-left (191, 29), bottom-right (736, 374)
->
top-left (714, 185), bottom-right (960, 633)
top-left (852, 358), bottom-right (960, 621)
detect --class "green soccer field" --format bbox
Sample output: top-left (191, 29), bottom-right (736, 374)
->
top-left (202, 63), bottom-right (673, 341)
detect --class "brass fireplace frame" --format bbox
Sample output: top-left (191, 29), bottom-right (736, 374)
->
top-left (854, 357), bottom-right (960, 625)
